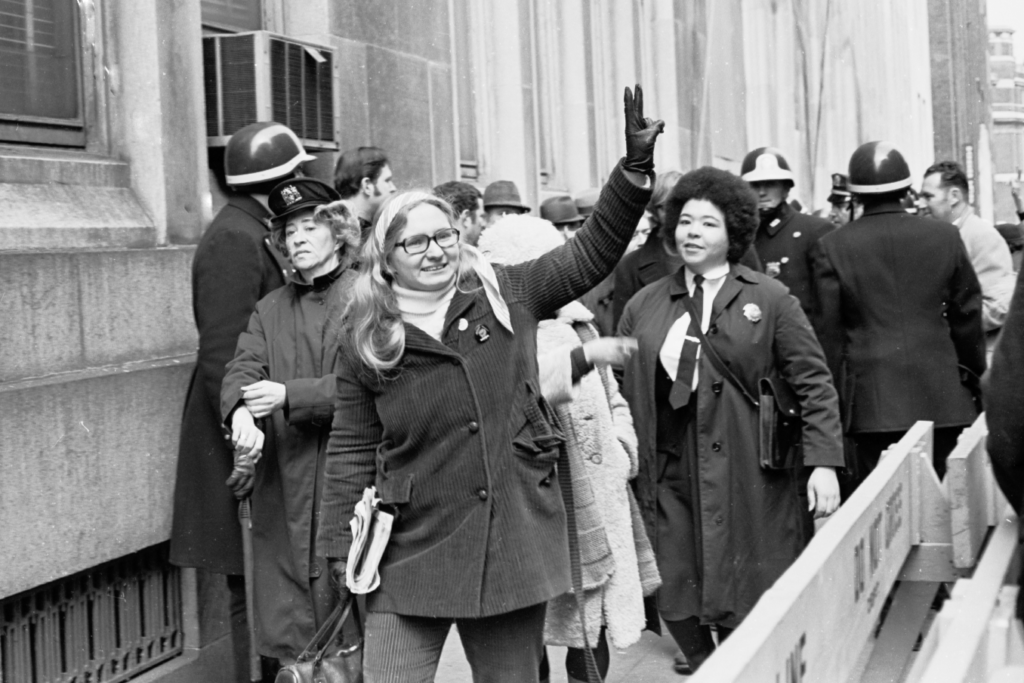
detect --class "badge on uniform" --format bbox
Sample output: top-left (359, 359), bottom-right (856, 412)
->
top-left (475, 324), bottom-right (490, 343)
top-left (766, 261), bottom-right (781, 278)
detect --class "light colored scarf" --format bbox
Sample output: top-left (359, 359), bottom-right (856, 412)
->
top-left (374, 191), bottom-right (513, 334)
top-left (392, 283), bottom-right (457, 341)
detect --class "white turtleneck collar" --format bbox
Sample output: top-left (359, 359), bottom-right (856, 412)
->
top-left (393, 283), bottom-right (457, 341)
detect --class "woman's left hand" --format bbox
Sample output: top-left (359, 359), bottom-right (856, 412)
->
top-left (242, 380), bottom-right (287, 418)
top-left (807, 467), bottom-right (841, 519)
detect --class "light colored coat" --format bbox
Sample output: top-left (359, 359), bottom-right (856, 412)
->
top-left (538, 301), bottom-right (660, 650)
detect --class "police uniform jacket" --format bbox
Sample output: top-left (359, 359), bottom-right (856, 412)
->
top-left (170, 194), bottom-right (290, 575)
top-left (810, 202), bottom-right (985, 434)
top-left (317, 164), bottom-right (650, 618)
top-left (755, 201), bottom-right (834, 315)
top-left (618, 264), bottom-right (843, 626)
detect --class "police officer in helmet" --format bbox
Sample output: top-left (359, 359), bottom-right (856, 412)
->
top-left (810, 141), bottom-right (985, 490)
top-left (170, 121), bottom-right (316, 682)
top-left (741, 147), bottom-right (834, 316)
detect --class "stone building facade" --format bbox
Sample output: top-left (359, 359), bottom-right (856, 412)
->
top-left (0, 1), bottom-right (976, 681)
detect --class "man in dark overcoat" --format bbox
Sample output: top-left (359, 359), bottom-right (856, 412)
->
top-left (811, 141), bottom-right (986, 485)
top-left (983, 264), bottom-right (1024, 621)
top-left (742, 147), bottom-right (834, 317)
top-left (169, 122), bottom-right (314, 682)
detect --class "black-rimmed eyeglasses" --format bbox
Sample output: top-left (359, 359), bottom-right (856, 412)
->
top-left (396, 228), bottom-right (461, 255)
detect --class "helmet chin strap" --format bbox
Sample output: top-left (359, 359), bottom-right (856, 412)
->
top-left (758, 201), bottom-right (786, 225)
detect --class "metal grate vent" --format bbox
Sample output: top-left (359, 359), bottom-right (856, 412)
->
top-left (268, 38), bottom-right (334, 146)
top-left (202, 31), bottom-right (338, 151)
top-left (0, 544), bottom-right (182, 683)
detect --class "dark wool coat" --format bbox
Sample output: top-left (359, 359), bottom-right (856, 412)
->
top-left (612, 233), bottom-right (683, 332)
top-left (984, 264), bottom-right (1024, 618)
top-left (618, 264), bottom-right (843, 627)
top-left (810, 204), bottom-right (985, 434)
top-left (220, 266), bottom-right (353, 660)
top-left (317, 165), bottom-right (651, 618)
top-left (170, 195), bottom-right (290, 575)
top-left (754, 201), bottom-right (834, 316)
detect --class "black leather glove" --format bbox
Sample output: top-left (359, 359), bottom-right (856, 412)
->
top-left (328, 559), bottom-right (348, 597)
top-left (622, 84), bottom-right (665, 176)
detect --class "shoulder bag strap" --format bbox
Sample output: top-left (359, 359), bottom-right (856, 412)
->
top-left (554, 412), bottom-right (603, 683)
top-left (297, 593), bottom-right (358, 664)
top-left (679, 296), bottom-right (759, 409)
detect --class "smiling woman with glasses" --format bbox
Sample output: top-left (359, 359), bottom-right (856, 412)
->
top-left (316, 86), bottom-right (665, 681)
top-left (395, 226), bottom-right (460, 254)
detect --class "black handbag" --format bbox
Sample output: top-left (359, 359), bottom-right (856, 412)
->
top-left (680, 297), bottom-right (803, 470)
top-left (275, 595), bottom-right (363, 683)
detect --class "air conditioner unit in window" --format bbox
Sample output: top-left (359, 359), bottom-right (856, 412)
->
top-left (202, 31), bottom-right (338, 151)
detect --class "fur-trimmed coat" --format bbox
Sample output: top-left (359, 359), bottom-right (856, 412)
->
top-left (538, 301), bottom-right (661, 650)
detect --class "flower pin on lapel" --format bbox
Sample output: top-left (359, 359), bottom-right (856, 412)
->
top-left (743, 303), bottom-right (762, 323)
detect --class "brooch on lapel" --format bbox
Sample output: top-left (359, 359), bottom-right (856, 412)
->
top-left (743, 303), bottom-right (762, 323)
top-left (475, 324), bottom-right (491, 343)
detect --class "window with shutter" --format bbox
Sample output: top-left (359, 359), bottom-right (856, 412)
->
top-left (201, 0), bottom-right (262, 32)
top-left (0, 0), bottom-right (84, 146)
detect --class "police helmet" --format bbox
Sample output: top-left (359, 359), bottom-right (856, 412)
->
top-left (740, 147), bottom-right (795, 185)
top-left (224, 122), bottom-right (316, 187)
top-left (847, 141), bottom-right (912, 194)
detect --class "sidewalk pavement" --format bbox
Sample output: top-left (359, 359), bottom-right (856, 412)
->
top-left (436, 627), bottom-right (687, 681)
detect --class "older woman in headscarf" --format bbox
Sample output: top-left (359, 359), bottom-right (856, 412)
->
top-left (220, 178), bottom-right (359, 678)
top-left (618, 167), bottom-right (842, 672)
top-left (316, 87), bottom-right (663, 681)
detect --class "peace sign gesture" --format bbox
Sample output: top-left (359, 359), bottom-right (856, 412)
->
top-left (622, 84), bottom-right (665, 176)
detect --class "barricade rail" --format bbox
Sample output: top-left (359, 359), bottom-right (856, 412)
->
top-left (690, 416), bottom-right (1021, 683)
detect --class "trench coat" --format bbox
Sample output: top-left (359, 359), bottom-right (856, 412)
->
top-left (618, 264), bottom-right (843, 627)
top-left (170, 194), bottom-right (291, 575)
top-left (220, 264), bottom-right (353, 660)
top-left (810, 204), bottom-right (985, 434)
top-left (316, 164), bottom-right (651, 618)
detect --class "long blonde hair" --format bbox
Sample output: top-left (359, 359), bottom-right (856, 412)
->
top-left (343, 192), bottom-right (484, 374)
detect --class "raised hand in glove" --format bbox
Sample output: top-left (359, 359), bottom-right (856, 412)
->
top-left (622, 83), bottom-right (665, 176)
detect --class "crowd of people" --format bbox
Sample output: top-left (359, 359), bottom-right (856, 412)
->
top-left (167, 84), bottom-right (1024, 683)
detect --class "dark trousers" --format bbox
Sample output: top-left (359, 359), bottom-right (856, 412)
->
top-left (362, 602), bottom-right (547, 683)
top-left (853, 425), bottom-right (964, 482)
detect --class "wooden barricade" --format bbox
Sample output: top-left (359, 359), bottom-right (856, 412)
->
top-left (689, 416), bottom-right (1020, 683)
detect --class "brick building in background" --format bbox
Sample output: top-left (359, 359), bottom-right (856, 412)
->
top-left (0, 1), bottom-right (993, 681)
top-left (990, 26), bottom-right (1024, 222)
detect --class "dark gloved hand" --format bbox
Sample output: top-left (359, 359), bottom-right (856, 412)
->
top-left (225, 465), bottom-right (255, 500)
top-left (225, 448), bottom-right (256, 500)
top-left (622, 84), bottom-right (665, 176)
top-left (328, 559), bottom-right (348, 597)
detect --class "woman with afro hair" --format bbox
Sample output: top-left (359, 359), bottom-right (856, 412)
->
top-left (617, 166), bottom-right (843, 672)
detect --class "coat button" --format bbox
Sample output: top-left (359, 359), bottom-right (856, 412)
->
top-left (709, 324), bottom-right (718, 335)
top-left (712, 441), bottom-right (722, 452)
top-left (468, 421), bottom-right (479, 433)
top-left (540, 475), bottom-right (552, 487)
top-left (478, 488), bottom-right (488, 501)
top-left (310, 561), bottom-right (322, 578)
top-left (712, 381), bottom-right (723, 395)
top-left (715, 516), bottom-right (724, 526)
